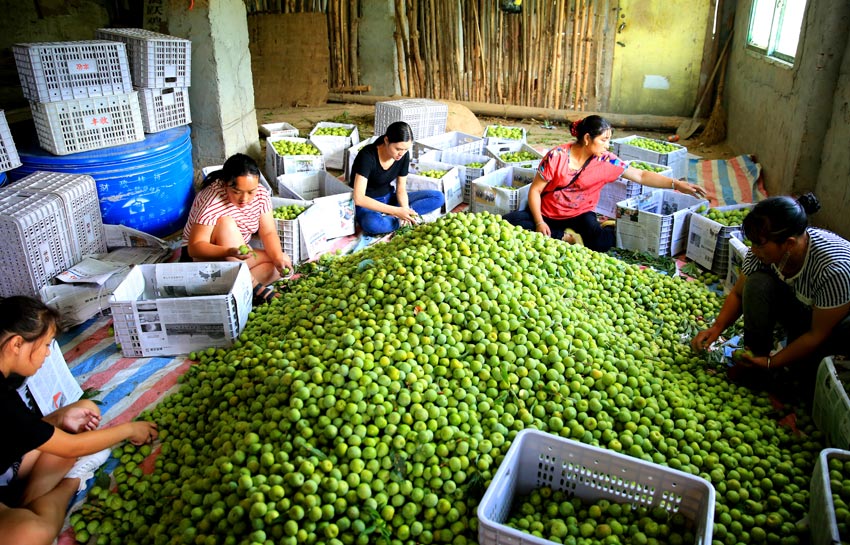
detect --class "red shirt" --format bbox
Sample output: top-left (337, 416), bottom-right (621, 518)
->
top-left (182, 180), bottom-right (271, 244)
top-left (538, 143), bottom-right (627, 219)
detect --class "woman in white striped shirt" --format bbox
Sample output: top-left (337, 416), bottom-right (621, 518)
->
top-left (691, 193), bottom-right (850, 398)
top-left (183, 154), bottom-right (292, 304)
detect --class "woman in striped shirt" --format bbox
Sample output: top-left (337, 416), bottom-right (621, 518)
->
top-left (691, 193), bottom-right (850, 398)
top-left (183, 154), bottom-right (292, 304)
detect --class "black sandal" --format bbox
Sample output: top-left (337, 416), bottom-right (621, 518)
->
top-left (252, 283), bottom-right (278, 306)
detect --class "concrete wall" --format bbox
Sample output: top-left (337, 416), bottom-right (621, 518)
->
top-left (725, 0), bottom-right (850, 237)
top-left (608, 0), bottom-right (711, 116)
top-left (358, 0), bottom-right (399, 97)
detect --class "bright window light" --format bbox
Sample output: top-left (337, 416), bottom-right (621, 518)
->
top-left (747, 0), bottom-right (807, 63)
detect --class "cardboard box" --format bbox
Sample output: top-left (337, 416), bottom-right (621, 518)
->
top-left (277, 171), bottom-right (355, 241)
top-left (596, 179), bottom-right (646, 219)
top-left (309, 121), bottom-right (360, 170)
top-left (724, 232), bottom-right (749, 293)
top-left (408, 161), bottom-right (463, 213)
top-left (109, 262), bottom-right (252, 357)
top-left (470, 167), bottom-right (535, 216)
top-left (615, 190), bottom-right (708, 256)
top-left (686, 204), bottom-right (753, 276)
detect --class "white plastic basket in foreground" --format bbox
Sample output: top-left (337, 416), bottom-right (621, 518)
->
top-left (478, 429), bottom-right (715, 545)
top-left (809, 448), bottom-right (850, 545)
top-left (138, 87), bottom-right (191, 133)
top-left (0, 110), bottom-right (21, 173)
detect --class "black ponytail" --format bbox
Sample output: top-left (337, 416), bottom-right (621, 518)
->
top-left (201, 153), bottom-right (261, 190)
top-left (383, 122), bottom-right (414, 145)
top-left (0, 296), bottom-right (60, 350)
top-left (742, 193), bottom-right (820, 245)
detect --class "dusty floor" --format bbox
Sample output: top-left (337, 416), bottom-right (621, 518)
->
top-left (256, 101), bottom-right (736, 163)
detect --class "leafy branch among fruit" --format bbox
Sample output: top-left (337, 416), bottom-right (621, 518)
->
top-left (271, 140), bottom-right (321, 156)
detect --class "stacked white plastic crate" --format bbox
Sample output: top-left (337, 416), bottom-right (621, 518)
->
top-left (0, 110), bottom-right (22, 185)
top-left (96, 28), bottom-right (192, 133)
top-left (12, 40), bottom-right (144, 154)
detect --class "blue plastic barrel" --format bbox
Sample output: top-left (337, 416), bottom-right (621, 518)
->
top-left (10, 126), bottom-right (194, 238)
top-left (0, 172), bottom-right (6, 187)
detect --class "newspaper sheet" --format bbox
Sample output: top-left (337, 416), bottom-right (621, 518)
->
top-left (16, 340), bottom-right (82, 416)
top-left (104, 224), bottom-right (174, 251)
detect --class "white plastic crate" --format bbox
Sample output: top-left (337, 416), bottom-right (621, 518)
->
top-left (277, 171), bottom-right (354, 242)
top-left (724, 231), bottom-right (749, 293)
top-left (13, 40), bottom-right (132, 103)
top-left (813, 357), bottom-right (850, 450)
top-left (596, 179), bottom-right (646, 219)
top-left (31, 91), bottom-right (144, 155)
top-left (343, 136), bottom-right (380, 184)
top-left (478, 429), bottom-right (715, 545)
top-left (0, 110), bottom-right (21, 173)
top-left (264, 136), bottom-right (325, 181)
top-left (486, 141), bottom-right (544, 170)
top-left (686, 204), bottom-right (753, 277)
top-left (408, 161), bottom-right (463, 213)
top-left (374, 99), bottom-right (447, 140)
top-left (308, 122), bottom-right (360, 170)
top-left (612, 135), bottom-right (689, 180)
top-left (95, 28), bottom-right (191, 88)
top-left (0, 191), bottom-right (75, 297)
top-left (470, 167), bottom-right (536, 216)
top-left (616, 190), bottom-right (708, 256)
top-left (259, 121), bottom-right (298, 138)
top-left (137, 87), bottom-right (191, 133)
top-left (9, 171), bottom-right (107, 263)
top-left (810, 448), bottom-right (850, 545)
top-left (418, 150), bottom-right (497, 204)
top-left (271, 197), bottom-right (312, 265)
top-left (109, 262), bottom-right (252, 358)
top-left (483, 124), bottom-right (528, 146)
top-left (413, 131), bottom-right (485, 160)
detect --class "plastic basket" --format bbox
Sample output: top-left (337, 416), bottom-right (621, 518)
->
top-left (478, 429), bottom-right (716, 545)
top-left (137, 87), bottom-right (191, 133)
top-left (271, 197), bottom-right (311, 265)
top-left (343, 136), bottom-right (380, 184)
top-left (31, 91), bottom-right (145, 155)
top-left (408, 161), bottom-right (463, 213)
top-left (259, 122), bottom-right (298, 138)
top-left (612, 135), bottom-right (689, 179)
top-left (264, 136), bottom-right (325, 180)
top-left (308, 122), bottom-right (360, 170)
top-left (374, 99), bottom-right (447, 140)
top-left (810, 448), bottom-right (850, 545)
top-left (13, 40), bottom-right (132, 103)
top-left (596, 179), bottom-right (647, 219)
top-left (470, 167), bottom-right (536, 215)
top-left (615, 190), bottom-right (708, 256)
top-left (0, 191), bottom-right (75, 297)
top-left (813, 357), bottom-right (850, 450)
top-left (418, 150), bottom-right (497, 204)
top-left (686, 204), bottom-right (753, 277)
top-left (483, 124), bottom-right (528, 146)
top-left (413, 131), bottom-right (485, 160)
top-left (8, 171), bottom-right (107, 263)
top-left (486, 141), bottom-right (544, 170)
top-left (0, 110), bottom-right (22, 173)
top-left (95, 28), bottom-right (191, 88)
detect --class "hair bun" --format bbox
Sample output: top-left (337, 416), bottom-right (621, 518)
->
top-left (570, 119), bottom-right (582, 138)
top-left (797, 192), bottom-right (821, 215)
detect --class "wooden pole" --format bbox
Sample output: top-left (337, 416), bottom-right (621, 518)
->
top-left (394, 0), bottom-right (408, 96)
top-left (552, 0), bottom-right (566, 109)
top-left (327, 93), bottom-right (701, 131)
top-left (349, 0), bottom-right (358, 86)
top-left (569, 0), bottom-right (581, 108)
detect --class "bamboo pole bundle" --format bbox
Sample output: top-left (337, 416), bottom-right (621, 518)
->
top-left (471, 1), bottom-right (484, 102)
top-left (409, 1), bottom-right (425, 97)
top-left (578, 0), bottom-right (594, 110)
top-left (394, 0), bottom-right (409, 96)
top-left (569, 0), bottom-right (581, 109)
top-left (348, 0), bottom-right (358, 86)
top-left (552, 0), bottom-right (566, 109)
top-left (534, 1), bottom-right (547, 108)
top-left (575, 1), bottom-right (588, 108)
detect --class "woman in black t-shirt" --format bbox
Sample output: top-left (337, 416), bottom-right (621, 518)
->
top-left (0, 297), bottom-right (158, 545)
top-left (351, 121), bottom-right (445, 235)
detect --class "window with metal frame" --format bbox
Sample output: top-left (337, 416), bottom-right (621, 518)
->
top-left (747, 0), bottom-right (807, 64)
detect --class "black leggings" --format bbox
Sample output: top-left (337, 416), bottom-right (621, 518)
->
top-left (503, 209), bottom-right (615, 251)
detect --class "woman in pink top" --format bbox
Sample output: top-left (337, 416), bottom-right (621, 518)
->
top-left (183, 153), bottom-right (292, 304)
top-left (505, 116), bottom-right (706, 251)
